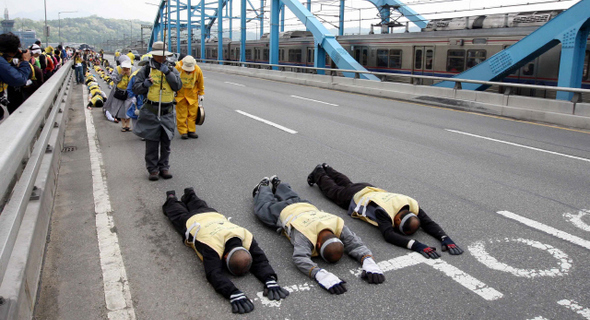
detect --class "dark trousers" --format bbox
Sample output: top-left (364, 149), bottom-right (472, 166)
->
top-left (145, 130), bottom-right (171, 173)
top-left (253, 183), bottom-right (308, 228)
top-left (162, 190), bottom-right (217, 237)
top-left (313, 166), bottom-right (372, 210)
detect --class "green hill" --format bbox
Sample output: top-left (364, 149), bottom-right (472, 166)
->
top-left (6, 15), bottom-right (151, 47)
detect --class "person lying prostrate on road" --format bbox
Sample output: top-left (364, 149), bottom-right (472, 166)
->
top-left (162, 187), bottom-right (289, 314)
top-left (307, 164), bottom-right (464, 259)
top-left (252, 176), bottom-right (385, 295)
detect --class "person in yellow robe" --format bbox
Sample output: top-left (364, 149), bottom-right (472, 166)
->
top-left (174, 55), bottom-right (204, 139)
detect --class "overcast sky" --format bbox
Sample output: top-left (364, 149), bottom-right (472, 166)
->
top-left (7, 0), bottom-right (580, 34)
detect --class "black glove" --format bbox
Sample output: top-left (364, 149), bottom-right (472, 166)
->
top-left (441, 236), bottom-right (464, 255)
top-left (263, 278), bottom-right (290, 301)
top-left (229, 291), bottom-right (254, 314)
top-left (143, 78), bottom-right (153, 88)
top-left (412, 241), bottom-right (441, 259)
top-left (159, 63), bottom-right (170, 75)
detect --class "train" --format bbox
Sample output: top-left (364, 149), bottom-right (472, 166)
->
top-left (176, 10), bottom-right (590, 98)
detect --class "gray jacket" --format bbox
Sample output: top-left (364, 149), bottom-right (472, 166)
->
top-left (253, 183), bottom-right (372, 279)
top-left (132, 59), bottom-right (181, 141)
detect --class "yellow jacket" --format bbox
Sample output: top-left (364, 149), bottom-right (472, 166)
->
top-left (174, 60), bottom-right (204, 105)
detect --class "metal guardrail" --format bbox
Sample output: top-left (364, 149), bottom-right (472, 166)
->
top-left (196, 59), bottom-right (590, 101)
top-left (0, 60), bottom-right (73, 282)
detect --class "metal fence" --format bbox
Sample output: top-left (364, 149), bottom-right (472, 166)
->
top-left (0, 60), bottom-right (73, 291)
top-left (196, 59), bottom-right (590, 102)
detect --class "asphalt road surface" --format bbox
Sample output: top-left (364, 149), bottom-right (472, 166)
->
top-left (35, 58), bottom-right (590, 320)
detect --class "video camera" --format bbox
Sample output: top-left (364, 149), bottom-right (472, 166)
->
top-left (13, 49), bottom-right (28, 60)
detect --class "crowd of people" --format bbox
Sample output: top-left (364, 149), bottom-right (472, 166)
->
top-left (0, 33), bottom-right (74, 121)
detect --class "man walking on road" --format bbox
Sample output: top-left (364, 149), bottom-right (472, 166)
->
top-left (174, 55), bottom-right (204, 139)
top-left (132, 41), bottom-right (182, 181)
top-left (252, 176), bottom-right (385, 295)
top-left (307, 164), bottom-right (464, 259)
top-left (162, 187), bottom-right (290, 314)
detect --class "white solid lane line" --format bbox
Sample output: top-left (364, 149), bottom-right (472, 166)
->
top-left (291, 95), bottom-right (339, 106)
top-left (446, 129), bottom-right (590, 163)
top-left (497, 211), bottom-right (590, 250)
top-left (236, 110), bottom-right (298, 134)
top-left (225, 81), bottom-right (245, 87)
top-left (83, 86), bottom-right (136, 320)
top-left (558, 300), bottom-right (590, 319)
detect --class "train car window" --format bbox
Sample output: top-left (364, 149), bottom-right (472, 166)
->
top-left (212, 49), bottom-right (218, 59)
top-left (583, 50), bottom-right (589, 80)
top-left (245, 49), bottom-right (252, 60)
top-left (466, 49), bottom-right (486, 68)
top-left (425, 49), bottom-right (434, 70)
top-left (522, 63), bottom-right (535, 76)
top-left (264, 49), bottom-right (269, 61)
top-left (389, 50), bottom-right (402, 69)
top-left (447, 50), bottom-right (465, 72)
top-left (473, 38), bottom-right (487, 45)
top-left (362, 49), bottom-right (368, 66)
top-left (289, 49), bottom-right (302, 63)
top-left (414, 49), bottom-right (423, 69)
top-left (377, 49), bottom-right (388, 67)
top-left (307, 48), bottom-right (314, 64)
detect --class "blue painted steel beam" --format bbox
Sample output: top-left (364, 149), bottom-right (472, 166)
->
top-left (167, 0), bottom-right (172, 49)
top-left (270, 0), bottom-right (279, 69)
top-left (241, 0), bottom-right (246, 62)
top-left (177, 0), bottom-right (181, 53)
top-left (218, 0), bottom-right (223, 63)
top-left (280, 0), bottom-right (379, 80)
top-left (362, 0), bottom-right (427, 29)
top-left (280, 2), bottom-right (285, 32)
top-left (434, 0), bottom-right (590, 101)
top-left (201, 0), bottom-right (206, 60)
top-left (188, 0), bottom-right (192, 55)
top-left (339, 0), bottom-right (344, 36)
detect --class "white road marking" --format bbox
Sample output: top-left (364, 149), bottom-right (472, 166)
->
top-left (563, 209), bottom-right (590, 232)
top-left (497, 211), bottom-right (590, 250)
top-left (84, 86), bottom-right (136, 320)
top-left (291, 95), bottom-right (339, 106)
top-left (349, 252), bottom-right (503, 301)
top-left (225, 81), bottom-right (245, 87)
top-left (558, 299), bottom-right (590, 319)
top-left (255, 282), bottom-right (314, 308)
top-left (527, 317), bottom-right (550, 320)
top-left (236, 110), bottom-right (298, 134)
top-left (468, 238), bottom-right (572, 278)
top-left (445, 129), bottom-right (590, 163)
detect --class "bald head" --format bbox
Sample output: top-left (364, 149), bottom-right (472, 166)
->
top-left (394, 209), bottom-right (421, 235)
top-left (226, 247), bottom-right (252, 276)
top-left (318, 230), bottom-right (344, 263)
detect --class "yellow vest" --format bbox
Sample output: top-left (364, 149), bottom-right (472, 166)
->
top-left (185, 212), bottom-right (253, 260)
top-left (147, 68), bottom-right (175, 103)
top-left (90, 88), bottom-right (102, 97)
top-left (90, 94), bottom-right (104, 106)
top-left (89, 84), bottom-right (99, 91)
top-left (115, 52), bottom-right (120, 57)
top-left (116, 66), bottom-right (131, 90)
top-left (279, 203), bottom-right (344, 257)
top-left (126, 52), bottom-right (135, 64)
top-left (351, 187), bottom-right (419, 226)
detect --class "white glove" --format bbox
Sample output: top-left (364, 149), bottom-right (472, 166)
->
top-left (134, 107), bottom-right (140, 116)
top-left (314, 269), bottom-right (347, 294)
top-left (361, 257), bottom-right (385, 284)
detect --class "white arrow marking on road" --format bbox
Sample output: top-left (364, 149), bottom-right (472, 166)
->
top-left (497, 211), bottom-right (590, 250)
top-left (349, 252), bottom-right (503, 301)
top-left (446, 129), bottom-right (590, 163)
top-left (558, 300), bottom-right (590, 319)
top-left (563, 209), bottom-right (590, 232)
top-left (225, 81), bottom-right (246, 87)
top-left (83, 86), bottom-right (136, 319)
top-left (255, 282), bottom-right (314, 308)
top-left (291, 95), bottom-right (339, 106)
top-left (236, 110), bottom-right (298, 134)
top-left (468, 238), bottom-right (572, 278)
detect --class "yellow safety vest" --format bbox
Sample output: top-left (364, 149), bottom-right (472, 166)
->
top-left (184, 212), bottom-right (253, 260)
top-left (89, 84), bottom-right (99, 91)
top-left (279, 203), bottom-right (344, 257)
top-left (90, 88), bottom-right (102, 97)
top-left (90, 94), bottom-right (104, 106)
top-left (147, 68), bottom-right (175, 103)
top-left (126, 52), bottom-right (135, 64)
top-left (115, 52), bottom-right (120, 57)
top-left (116, 66), bottom-right (131, 90)
top-left (351, 187), bottom-right (420, 226)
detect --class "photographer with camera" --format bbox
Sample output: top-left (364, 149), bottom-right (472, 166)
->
top-left (0, 32), bottom-right (32, 120)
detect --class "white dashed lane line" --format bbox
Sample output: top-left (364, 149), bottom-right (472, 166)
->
top-left (557, 300), bottom-right (590, 319)
top-left (446, 129), bottom-right (590, 163)
top-left (225, 81), bottom-right (246, 87)
top-left (236, 110), bottom-right (298, 134)
top-left (291, 95), bottom-right (339, 106)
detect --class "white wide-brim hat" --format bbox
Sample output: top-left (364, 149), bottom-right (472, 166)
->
top-left (181, 55), bottom-right (196, 72)
top-left (148, 41), bottom-right (173, 56)
top-left (120, 60), bottom-right (132, 68)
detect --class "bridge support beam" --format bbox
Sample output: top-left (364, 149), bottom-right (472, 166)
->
top-left (240, 0), bottom-right (246, 62)
top-left (314, 42), bottom-right (326, 74)
top-left (556, 24), bottom-right (590, 100)
top-left (201, 0), bottom-right (205, 60)
top-left (270, 0), bottom-right (280, 69)
top-left (218, 0), bottom-right (223, 63)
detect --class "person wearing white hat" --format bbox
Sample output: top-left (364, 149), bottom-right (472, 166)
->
top-left (104, 57), bottom-right (136, 132)
top-left (174, 55), bottom-right (204, 139)
top-left (132, 41), bottom-right (182, 181)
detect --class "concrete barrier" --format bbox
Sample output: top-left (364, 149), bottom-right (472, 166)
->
top-left (199, 63), bottom-right (590, 130)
